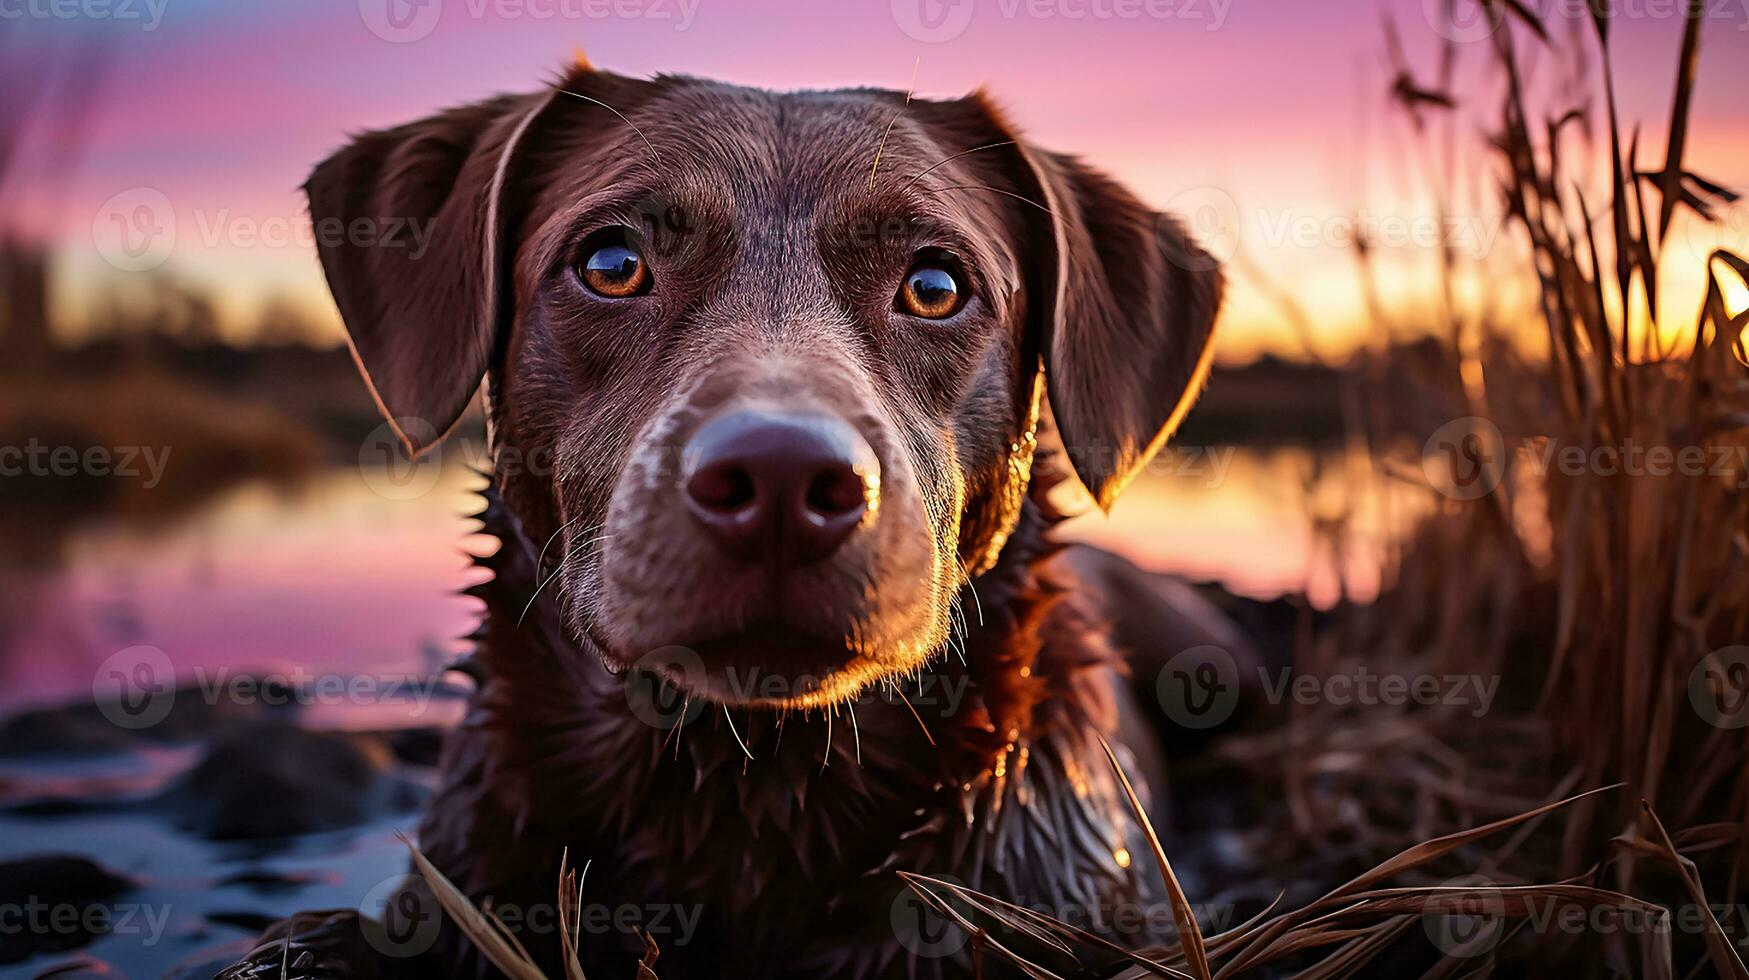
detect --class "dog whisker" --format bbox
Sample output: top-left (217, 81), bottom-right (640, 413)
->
top-left (898, 688), bottom-right (937, 746)
top-left (957, 563), bottom-right (986, 627)
top-left (929, 182), bottom-right (1058, 218)
top-left (722, 705), bottom-right (753, 763)
top-left (551, 87), bottom-right (663, 167)
top-left (847, 700), bottom-right (862, 767)
top-left (901, 140), bottom-right (1017, 195)
top-left (518, 533), bottom-right (614, 627)
top-left (867, 55), bottom-right (920, 191)
top-left (821, 708), bottom-right (832, 772)
top-left (672, 696), bottom-right (689, 760)
top-left (534, 514), bottom-right (592, 573)
top-left (939, 602), bottom-right (965, 666)
top-left (661, 694), bottom-right (686, 754)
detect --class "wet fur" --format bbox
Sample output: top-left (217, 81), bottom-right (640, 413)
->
top-left (417, 460), bottom-right (1163, 978)
top-left (221, 64), bottom-right (1225, 980)
top-left (220, 462), bottom-right (1170, 980)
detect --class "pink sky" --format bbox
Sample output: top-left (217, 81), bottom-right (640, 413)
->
top-left (5, 0), bottom-right (1747, 361)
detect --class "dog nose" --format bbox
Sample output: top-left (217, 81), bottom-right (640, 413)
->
top-left (681, 411), bottom-right (879, 564)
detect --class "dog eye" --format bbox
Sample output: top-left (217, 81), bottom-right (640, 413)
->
top-left (577, 228), bottom-right (651, 298)
top-left (896, 253), bottom-right (967, 319)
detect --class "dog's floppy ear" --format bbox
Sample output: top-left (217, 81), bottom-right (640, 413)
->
top-left (982, 109), bottom-right (1223, 511)
top-left (305, 88), bottom-right (556, 456)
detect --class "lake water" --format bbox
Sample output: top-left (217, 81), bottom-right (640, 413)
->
top-left (0, 448), bottom-right (1422, 719)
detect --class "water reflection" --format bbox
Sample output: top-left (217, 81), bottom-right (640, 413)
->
top-left (0, 467), bottom-right (485, 718)
top-left (1060, 446), bottom-right (1426, 607)
top-left (1, 450), bottom-right (1418, 716)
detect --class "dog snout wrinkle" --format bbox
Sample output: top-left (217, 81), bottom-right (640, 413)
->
top-left (681, 410), bottom-right (879, 564)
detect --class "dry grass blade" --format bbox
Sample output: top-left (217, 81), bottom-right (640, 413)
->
top-left (1641, 803), bottom-right (1749, 979)
top-left (557, 850), bottom-right (589, 980)
top-left (635, 933), bottom-right (660, 980)
top-left (1216, 783), bottom-right (1622, 976)
top-left (1097, 735), bottom-right (1211, 980)
top-left (402, 835), bottom-right (549, 980)
top-left (1313, 883), bottom-right (1664, 923)
top-left (900, 874), bottom-right (1075, 959)
top-left (1318, 783), bottom-right (1622, 901)
top-left (900, 877), bottom-right (1067, 980)
top-left (483, 901), bottom-right (542, 970)
top-left (1493, 0), bottom-right (1550, 42)
top-left (1284, 916), bottom-right (1414, 980)
top-left (1652, 0), bottom-right (1704, 242)
top-left (896, 871), bottom-right (1193, 979)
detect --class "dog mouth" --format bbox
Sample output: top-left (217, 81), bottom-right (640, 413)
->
top-left (587, 604), bottom-right (893, 708)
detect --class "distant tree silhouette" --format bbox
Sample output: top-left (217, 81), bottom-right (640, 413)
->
top-left (0, 26), bottom-right (111, 368)
top-left (0, 238), bottom-right (50, 372)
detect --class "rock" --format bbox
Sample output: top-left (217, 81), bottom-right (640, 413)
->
top-left (160, 722), bottom-right (423, 839)
top-left (0, 680), bottom-right (283, 758)
top-left (382, 727), bottom-right (445, 768)
top-left (0, 855), bottom-right (134, 965)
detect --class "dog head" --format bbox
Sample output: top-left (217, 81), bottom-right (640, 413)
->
top-left (308, 65), bottom-right (1220, 709)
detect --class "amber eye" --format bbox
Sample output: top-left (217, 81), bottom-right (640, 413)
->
top-left (578, 229), bottom-right (651, 298)
top-left (896, 255), bottom-right (967, 319)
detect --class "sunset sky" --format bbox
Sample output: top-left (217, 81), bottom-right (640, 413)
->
top-left (5, 0), bottom-right (1747, 362)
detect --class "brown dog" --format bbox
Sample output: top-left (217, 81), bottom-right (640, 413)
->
top-left (224, 62), bottom-right (1228, 979)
